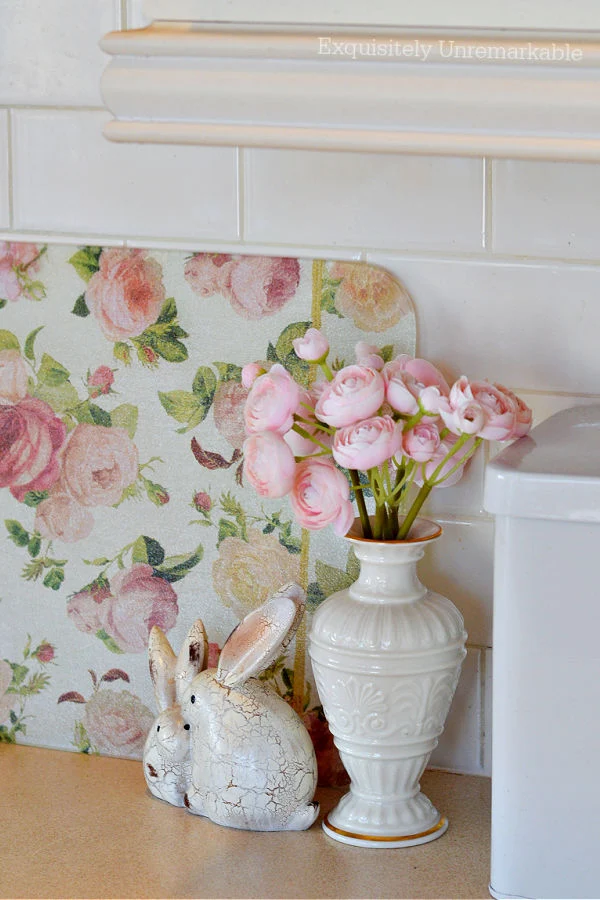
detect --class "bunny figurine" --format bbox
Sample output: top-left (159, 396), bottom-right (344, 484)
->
top-left (143, 617), bottom-right (208, 807)
top-left (181, 583), bottom-right (319, 832)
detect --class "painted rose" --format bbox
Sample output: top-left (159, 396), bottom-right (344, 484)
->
top-left (87, 365), bottom-right (114, 398)
top-left (83, 688), bottom-right (154, 757)
top-left (402, 422), bottom-right (442, 463)
top-left (67, 580), bottom-right (113, 635)
top-left (212, 528), bottom-right (301, 619)
top-left (192, 490), bottom-right (212, 513)
top-left (35, 492), bottom-right (94, 543)
top-left (328, 262), bottom-right (412, 332)
top-left (303, 710), bottom-right (349, 788)
top-left (244, 364), bottom-right (300, 435)
top-left (243, 431), bottom-right (296, 498)
top-left (292, 328), bottom-right (329, 363)
top-left (212, 379), bottom-right (249, 448)
top-left (102, 565), bottom-right (179, 653)
top-left (0, 398), bottom-right (66, 501)
top-left (61, 424), bottom-right (138, 507)
top-left (354, 341), bottom-right (384, 371)
top-left (315, 365), bottom-right (385, 428)
top-left (226, 257), bottom-right (300, 320)
top-left (0, 242), bottom-right (43, 302)
top-left (85, 249), bottom-right (166, 341)
top-left (332, 415), bottom-right (402, 470)
top-left (495, 384), bottom-right (533, 438)
top-left (0, 350), bottom-right (29, 405)
top-left (290, 458), bottom-right (355, 536)
top-left (0, 659), bottom-right (15, 726)
top-left (184, 253), bottom-right (234, 298)
top-left (32, 641), bottom-right (55, 664)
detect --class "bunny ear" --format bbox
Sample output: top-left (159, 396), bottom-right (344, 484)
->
top-left (148, 626), bottom-right (177, 712)
top-left (174, 618), bottom-right (208, 701)
top-left (216, 583), bottom-right (306, 688)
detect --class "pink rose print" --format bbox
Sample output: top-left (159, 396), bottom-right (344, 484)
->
top-left (0, 242), bottom-right (44, 302)
top-left (83, 688), bottom-right (154, 757)
top-left (0, 397), bottom-right (66, 501)
top-left (61, 423), bottom-right (139, 507)
top-left (35, 492), bottom-right (94, 544)
top-left (328, 262), bottom-right (412, 333)
top-left (67, 580), bottom-right (113, 635)
top-left (0, 350), bottom-right (29, 405)
top-left (227, 257), bottom-right (300, 320)
top-left (0, 659), bottom-right (15, 726)
top-left (212, 380), bottom-right (249, 448)
top-left (192, 490), bottom-right (212, 513)
top-left (32, 641), bottom-right (55, 663)
top-left (87, 365), bottom-right (115, 398)
top-left (184, 253), bottom-right (234, 297)
top-left (85, 249), bottom-right (166, 341)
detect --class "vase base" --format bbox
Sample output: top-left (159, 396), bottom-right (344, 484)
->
top-left (322, 813), bottom-right (448, 848)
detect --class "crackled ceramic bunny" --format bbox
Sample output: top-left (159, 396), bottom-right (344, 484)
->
top-left (143, 618), bottom-right (208, 807)
top-left (181, 583), bottom-right (319, 832)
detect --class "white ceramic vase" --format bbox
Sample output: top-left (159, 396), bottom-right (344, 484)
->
top-left (308, 517), bottom-right (467, 848)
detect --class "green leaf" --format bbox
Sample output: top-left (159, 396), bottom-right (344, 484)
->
top-left (9, 663), bottom-right (29, 687)
top-left (153, 335), bottom-right (188, 363)
top-left (22, 491), bottom-right (49, 508)
top-left (0, 330), bottom-right (20, 352)
top-left (158, 390), bottom-right (203, 425)
top-left (217, 518), bottom-right (239, 546)
top-left (5, 520), bottom-right (30, 547)
top-left (315, 559), bottom-right (355, 597)
top-left (0, 299), bottom-right (6, 311)
top-left (113, 342), bottom-right (132, 366)
top-left (37, 353), bottom-right (70, 387)
top-left (213, 362), bottom-right (243, 383)
top-left (33, 379), bottom-right (80, 415)
top-left (95, 629), bottom-right (124, 655)
top-left (321, 275), bottom-right (344, 319)
top-left (154, 545), bottom-right (203, 583)
top-left (111, 403), bottom-right (138, 439)
top-left (72, 294), bottom-right (91, 317)
top-left (43, 568), bottom-right (65, 591)
top-left (278, 533), bottom-right (302, 555)
top-left (131, 535), bottom-right (165, 567)
top-left (68, 247), bottom-right (102, 283)
top-left (346, 549), bottom-right (360, 581)
top-left (306, 581), bottom-right (326, 610)
top-left (24, 326), bottom-right (44, 362)
top-left (281, 668), bottom-right (293, 691)
top-left (266, 342), bottom-right (279, 364)
top-left (379, 344), bottom-right (395, 363)
top-left (88, 404), bottom-right (112, 427)
top-left (156, 298), bottom-right (177, 324)
top-left (28, 534), bottom-right (41, 558)
top-left (191, 366), bottom-right (217, 419)
top-left (275, 321), bottom-right (311, 361)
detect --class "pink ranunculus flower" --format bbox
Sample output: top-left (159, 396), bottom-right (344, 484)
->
top-left (419, 385), bottom-right (447, 416)
top-left (494, 384), bottom-right (533, 438)
top-left (243, 431), bottom-right (296, 498)
top-left (292, 328), bottom-right (329, 363)
top-left (439, 398), bottom-right (486, 436)
top-left (414, 434), bottom-right (472, 488)
top-left (227, 257), bottom-right (300, 320)
top-left (283, 388), bottom-right (331, 457)
top-left (384, 368), bottom-right (420, 416)
top-left (244, 363), bottom-right (301, 435)
top-left (102, 564), bottom-right (179, 654)
top-left (0, 242), bottom-right (43, 302)
top-left (35, 492), bottom-right (94, 543)
top-left (67, 580), bottom-right (113, 635)
top-left (0, 398), bottom-right (66, 501)
top-left (402, 422), bottom-right (442, 463)
top-left (241, 362), bottom-right (266, 389)
top-left (332, 415), bottom-right (402, 470)
top-left (469, 381), bottom-right (518, 441)
top-left (290, 458), bottom-right (355, 536)
top-left (0, 349), bottom-right (29, 405)
top-left (315, 365), bottom-right (385, 428)
top-left (354, 341), bottom-right (384, 371)
top-left (85, 249), bottom-right (166, 342)
top-left (184, 253), bottom-right (234, 298)
top-left (61, 424), bottom-right (138, 507)
top-left (213, 380), bottom-right (249, 448)
top-left (389, 355), bottom-right (450, 393)
top-left (83, 688), bottom-right (154, 758)
top-left (87, 365), bottom-right (114, 399)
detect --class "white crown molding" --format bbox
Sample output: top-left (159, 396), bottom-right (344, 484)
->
top-left (100, 23), bottom-right (600, 160)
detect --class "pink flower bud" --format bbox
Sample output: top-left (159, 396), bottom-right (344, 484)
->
top-left (292, 328), bottom-right (329, 362)
top-left (87, 365), bottom-right (115, 398)
top-left (33, 642), bottom-right (55, 663)
top-left (241, 362), bottom-right (266, 389)
top-left (402, 423), bottom-right (441, 463)
top-left (192, 491), bottom-right (212, 513)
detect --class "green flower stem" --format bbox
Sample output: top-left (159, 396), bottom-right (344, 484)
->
top-left (319, 360), bottom-right (334, 382)
top-left (294, 414), bottom-right (334, 435)
top-left (434, 436), bottom-right (483, 485)
top-left (396, 483), bottom-right (433, 540)
top-left (403, 408), bottom-right (425, 431)
top-left (291, 424), bottom-right (332, 453)
top-left (349, 470), bottom-right (372, 539)
top-left (428, 432), bottom-right (471, 483)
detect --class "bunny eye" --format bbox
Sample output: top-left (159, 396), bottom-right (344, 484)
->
top-left (184, 724), bottom-right (191, 731)
top-left (156, 725), bottom-right (160, 732)
top-left (191, 695), bottom-right (196, 704)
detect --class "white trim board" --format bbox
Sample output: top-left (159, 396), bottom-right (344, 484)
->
top-left (100, 24), bottom-right (600, 160)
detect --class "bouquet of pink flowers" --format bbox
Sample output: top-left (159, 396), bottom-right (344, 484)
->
top-left (242, 329), bottom-right (532, 541)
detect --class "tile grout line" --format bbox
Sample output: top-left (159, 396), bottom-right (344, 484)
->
top-left (237, 147), bottom-right (245, 242)
top-left (6, 109), bottom-right (14, 229)
top-left (120, 0), bottom-right (127, 30)
top-left (483, 157), bottom-right (494, 252)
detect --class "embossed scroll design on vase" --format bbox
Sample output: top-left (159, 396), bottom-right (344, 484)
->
top-left (308, 517), bottom-right (467, 848)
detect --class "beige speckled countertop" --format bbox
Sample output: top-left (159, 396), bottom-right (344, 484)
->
top-left (0, 744), bottom-right (491, 899)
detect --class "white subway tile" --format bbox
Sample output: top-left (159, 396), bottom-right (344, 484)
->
top-left (430, 647), bottom-right (482, 773)
top-left (367, 255), bottom-right (600, 395)
top-left (0, 0), bottom-right (119, 107)
top-left (244, 150), bottom-right (484, 252)
top-left (419, 518), bottom-right (494, 648)
top-left (0, 111), bottom-right (9, 229)
top-left (127, 0), bottom-right (152, 28)
top-left (12, 110), bottom-right (239, 241)
top-left (492, 160), bottom-right (600, 261)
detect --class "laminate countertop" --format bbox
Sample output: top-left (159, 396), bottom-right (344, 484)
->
top-left (0, 744), bottom-right (491, 899)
